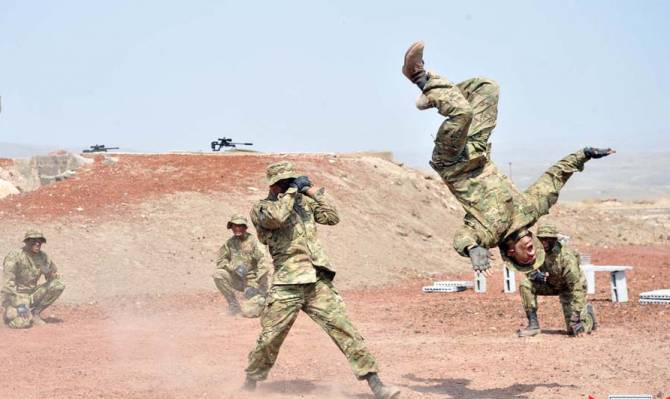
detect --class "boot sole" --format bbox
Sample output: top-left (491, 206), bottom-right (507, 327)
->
top-left (402, 41), bottom-right (424, 80)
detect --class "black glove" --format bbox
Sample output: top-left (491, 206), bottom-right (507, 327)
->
top-left (584, 147), bottom-right (613, 159)
top-left (469, 246), bottom-right (491, 273)
top-left (569, 312), bottom-right (584, 336)
top-left (234, 265), bottom-right (248, 279)
top-left (244, 287), bottom-right (259, 299)
top-left (16, 304), bottom-right (30, 318)
top-left (292, 176), bottom-right (312, 193)
top-left (528, 270), bottom-right (547, 284)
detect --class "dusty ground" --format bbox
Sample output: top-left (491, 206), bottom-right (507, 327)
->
top-left (1, 245), bottom-right (668, 399)
top-left (1, 152), bottom-right (669, 398)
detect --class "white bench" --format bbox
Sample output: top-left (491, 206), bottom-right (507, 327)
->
top-left (473, 265), bottom-right (516, 293)
top-left (580, 264), bottom-right (633, 303)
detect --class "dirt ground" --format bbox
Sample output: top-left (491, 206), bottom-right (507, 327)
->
top-left (1, 152), bottom-right (669, 398)
top-left (1, 245), bottom-right (668, 399)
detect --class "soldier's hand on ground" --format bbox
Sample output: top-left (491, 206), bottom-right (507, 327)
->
top-left (16, 304), bottom-right (30, 319)
top-left (529, 270), bottom-right (548, 284)
top-left (293, 176), bottom-right (313, 193)
top-left (234, 265), bottom-right (248, 279)
top-left (244, 287), bottom-right (259, 300)
top-left (584, 147), bottom-right (616, 159)
top-left (469, 246), bottom-right (493, 276)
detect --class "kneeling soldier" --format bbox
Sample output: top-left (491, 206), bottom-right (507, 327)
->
top-left (213, 214), bottom-right (269, 317)
top-left (2, 230), bottom-right (65, 328)
top-left (517, 225), bottom-right (597, 337)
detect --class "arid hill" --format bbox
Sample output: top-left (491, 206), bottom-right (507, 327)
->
top-left (0, 152), bottom-right (668, 303)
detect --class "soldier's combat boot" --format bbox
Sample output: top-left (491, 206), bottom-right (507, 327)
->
top-left (587, 303), bottom-right (597, 332)
top-left (223, 293), bottom-right (241, 316)
top-left (517, 309), bottom-right (541, 337)
top-left (366, 373), bottom-right (401, 399)
top-left (242, 376), bottom-right (257, 391)
top-left (31, 308), bottom-right (47, 326)
top-left (402, 41), bottom-right (428, 89)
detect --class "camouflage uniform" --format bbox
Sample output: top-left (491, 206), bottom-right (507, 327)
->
top-left (1, 231), bottom-right (65, 329)
top-left (213, 215), bottom-right (270, 318)
top-left (245, 161), bottom-right (379, 382)
top-left (423, 73), bottom-right (593, 259)
top-left (519, 225), bottom-right (594, 334)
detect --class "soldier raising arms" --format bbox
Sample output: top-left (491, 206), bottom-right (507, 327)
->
top-left (242, 161), bottom-right (400, 399)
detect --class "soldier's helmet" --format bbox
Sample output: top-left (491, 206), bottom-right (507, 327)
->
top-left (23, 229), bottom-right (47, 243)
top-left (536, 224), bottom-right (559, 239)
top-left (227, 214), bottom-right (249, 229)
top-left (266, 160), bottom-right (301, 186)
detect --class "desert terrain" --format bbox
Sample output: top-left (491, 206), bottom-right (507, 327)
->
top-left (0, 152), bottom-right (668, 399)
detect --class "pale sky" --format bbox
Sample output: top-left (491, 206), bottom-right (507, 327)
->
top-left (1, 0), bottom-right (669, 167)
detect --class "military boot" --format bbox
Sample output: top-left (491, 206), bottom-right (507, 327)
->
top-left (517, 309), bottom-right (541, 337)
top-left (587, 303), bottom-right (597, 331)
top-left (31, 309), bottom-right (47, 326)
top-left (223, 293), bottom-right (241, 316)
top-left (402, 41), bottom-right (428, 88)
top-left (366, 373), bottom-right (401, 399)
top-left (242, 376), bottom-right (257, 391)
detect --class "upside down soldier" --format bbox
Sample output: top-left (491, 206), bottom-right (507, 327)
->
top-left (401, 41), bottom-right (615, 275)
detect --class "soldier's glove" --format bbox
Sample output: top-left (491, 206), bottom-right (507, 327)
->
top-left (469, 246), bottom-right (491, 273)
top-left (234, 265), bottom-right (248, 279)
top-left (293, 176), bottom-right (313, 193)
top-left (584, 147), bottom-right (613, 159)
top-left (243, 287), bottom-right (259, 300)
top-left (529, 270), bottom-right (548, 284)
top-left (569, 312), bottom-right (585, 336)
top-left (16, 304), bottom-right (30, 318)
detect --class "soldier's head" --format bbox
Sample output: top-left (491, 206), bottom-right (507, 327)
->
top-left (227, 215), bottom-right (249, 237)
top-left (266, 161), bottom-right (300, 194)
top-left (23, 229), bottom-right (46, 254)
top-left (503, 229), bottom-right (537, 266)
top-left (536, 224), bottom-right (560, 252)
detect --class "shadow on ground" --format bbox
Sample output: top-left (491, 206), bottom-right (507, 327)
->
top-left (403, 373), bottom-right (577, 399)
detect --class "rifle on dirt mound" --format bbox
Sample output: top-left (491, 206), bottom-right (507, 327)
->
top-left (83, 145), bottom-right (120, 153)
top-left (210, 137), bottom-right (253, 151)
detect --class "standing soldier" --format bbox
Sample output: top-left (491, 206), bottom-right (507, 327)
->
top-left (242, 161), bottom-right (400, 399)
top-left (517, 225), bottom-right (597, 337)
top-left (1, 230), bottom-right (65, 329)
top-left (402, 41), bottom-right (614, 274)
top-left (213, 214), bottom-right (269, 318)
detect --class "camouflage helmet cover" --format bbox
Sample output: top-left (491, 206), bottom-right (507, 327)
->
top-left (266, 160), bottom-right (301, 186)
top-left (227, 214), bottom-right (249, 229)
top-left (24, 229), bottom-right (46, 243)
top-left (536, 224), bottom-right (559, 238)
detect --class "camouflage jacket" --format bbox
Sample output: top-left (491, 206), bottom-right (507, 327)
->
top-left (216, 232), bottom-right (269, 289)
top-left (528, 242), bottom-right (586, 312)
top-left (452, 150), bottom-right (589, 257)
top-left (251, 186), bottom-right (339, 285)
top-left (2, 249), bottom-right (59, 298)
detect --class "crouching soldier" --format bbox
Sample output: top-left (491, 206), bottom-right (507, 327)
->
top-left (213, 214), bottom-right (270, 317)
top-left (516, 225), bottom-right (597, 337)
top-left (1, 230), bottom-right (65, 328)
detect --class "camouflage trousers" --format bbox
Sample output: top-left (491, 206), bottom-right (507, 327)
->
top-left (213, 268), bottom-right (268, 318)
top-left (2, 278), bottom-right (65, 329)
top-left (245, 277), bottom-right (379, 381)
top-left (519, 278), bottom-right (594, 333)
